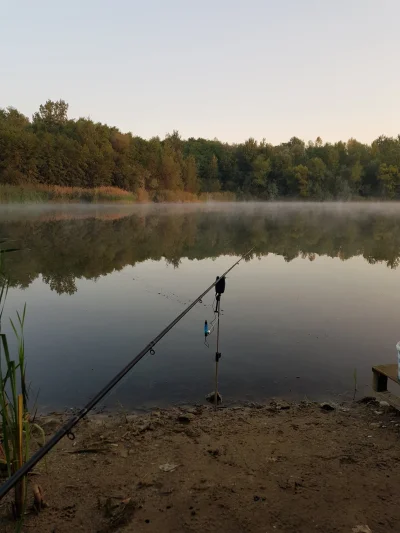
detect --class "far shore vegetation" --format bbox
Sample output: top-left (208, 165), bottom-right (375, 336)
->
top-left (2, 99), bottom-right (400, 202)
top-left (0, 184), bottom-right (235, 204)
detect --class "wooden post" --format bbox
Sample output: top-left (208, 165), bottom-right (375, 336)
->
top-left (372, 369), bottom-right (388, 392)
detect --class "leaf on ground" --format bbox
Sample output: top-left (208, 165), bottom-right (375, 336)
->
top-left (159, 463), bottom-right (179, 472)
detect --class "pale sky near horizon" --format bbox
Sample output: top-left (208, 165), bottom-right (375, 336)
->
top-left (2, 0), bottom-right (399, 144)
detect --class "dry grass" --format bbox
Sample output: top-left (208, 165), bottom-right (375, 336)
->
top-left (0, 185), bottom-right (135, 203)
top-left (135, 188), bottom-right (151, 203)
top-left (0, 185), bottom-right (237, 204)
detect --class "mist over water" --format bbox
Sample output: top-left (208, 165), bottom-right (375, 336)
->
top-left (1, 202), bottom-right (400, 411)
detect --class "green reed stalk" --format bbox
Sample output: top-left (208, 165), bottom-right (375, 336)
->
top-left (0, 243), bottom-right (31, 528)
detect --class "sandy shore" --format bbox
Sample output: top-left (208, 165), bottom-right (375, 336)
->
top-left (1, 398), bottom-right (400, 533)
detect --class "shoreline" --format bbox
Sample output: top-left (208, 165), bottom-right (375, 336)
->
top-left (2, 184), bottom-right (400, 205)
top-left (1, 397), bottom-right (399, 532)
top-left (0, 185), bottom-right (235, 204)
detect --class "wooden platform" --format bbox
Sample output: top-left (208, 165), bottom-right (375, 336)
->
top-left (372, 363), bottom-right (400, 410)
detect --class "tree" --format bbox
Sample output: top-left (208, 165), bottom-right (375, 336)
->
top-left (251, 155), bottom-right (271, 195)
top-left (293, 165), bottom-right (309, 197)
top-left (32, 99), bottom-right (69, 128)
top-left (377, 164), bottom-right (400, 198)
top-left (2, 99), bottom-right (400, 200)
top-left (203, 154), bottom-right (220, 192)
top-left (183, 155), bottom-right (199, 193)
top-left (160, 150), bottom-right (182, 190)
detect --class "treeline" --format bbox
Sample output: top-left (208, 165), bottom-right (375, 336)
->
top-left (2, 100), bottom-right (400, 199)
top-left (2, 207), bottom-right (400, 294)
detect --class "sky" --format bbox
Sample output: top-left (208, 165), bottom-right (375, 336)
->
top-left (1, 0), bottom-right (399, 144)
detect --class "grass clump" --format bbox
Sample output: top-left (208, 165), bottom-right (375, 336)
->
top-left (0, 184), bottom-right (237, 204)
top-left (0, 184), bottom-right (135, 203)
top-left (0, 244), bottom-right (45, 530)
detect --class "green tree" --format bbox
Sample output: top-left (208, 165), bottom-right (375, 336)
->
top-left (183, 155), bottom-right (199, 193)
top-left (203, 154), bottom-right (220, 192)
top-left (160, 150), bottom-right (182, 190)
top-left (32, 99), bottom-right (69, 128)
top-left (293, 165), bottom-right (309, 197)
top-left (377, 164), bottom-right (400, 198)
top-left (251, 155), bottom-right (271, 195)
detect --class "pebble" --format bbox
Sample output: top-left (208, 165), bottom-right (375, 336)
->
top-left (177, 414), bottom-right (194, 424)
top-left (352, 526), bottom-right (372, 533)
top-left (320, 402), bottom-right (335, 411)
top-left (41, 417), bottom-right (60, 432)
top-left (275, 401), bottom-right (291, 410)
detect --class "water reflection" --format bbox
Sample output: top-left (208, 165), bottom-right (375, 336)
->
top-left (2, 203), bottom-right (400, 410)
top-left (2, 203), bottom-right (400, 294)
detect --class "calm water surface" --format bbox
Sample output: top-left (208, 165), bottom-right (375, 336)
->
top-left (1, 202), bottom-right (400, 412)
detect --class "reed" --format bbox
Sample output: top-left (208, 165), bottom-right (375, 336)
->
top-left (352, 368), bottom-right (358, 401)
top-left (0, 184), bottom-right (237, 204)
top-left (0, 184), bottom-right (135, 203)
top-left (0, 246), bottom-right (33, 530)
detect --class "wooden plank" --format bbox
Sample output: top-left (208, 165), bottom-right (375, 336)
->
top-left (374, 390), bottom-right (400, 411)
top-left (372, 364), bottom-right (399, 385)
top-left (372, 369), bottom-right (388, 392)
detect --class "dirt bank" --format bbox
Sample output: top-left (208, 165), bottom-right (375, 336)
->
top-left (1, 399), bottom-right (400, 533)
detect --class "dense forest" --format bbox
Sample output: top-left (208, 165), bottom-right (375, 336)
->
top-left (1, 100), bottom-right (400, 199)
top-left (2, 207), bottom-right (400, 294)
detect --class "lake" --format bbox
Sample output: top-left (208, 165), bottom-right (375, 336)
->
top-left (1, 202), bottom-right (400, 412)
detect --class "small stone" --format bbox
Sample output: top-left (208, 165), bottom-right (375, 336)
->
top-left (320, 402), bottom-right (335, 411)
top-left (182, 406), bottom-right (197, 415)
top-left (379, 400), bottom-right (390, 408)
top-left (270, 400), bottom-right (290, 410)
top-left (369, 422), bottom-right (380, 428)
top-left (159, 463), bottom-right (179, 472)
top-left (374, 410), bottom-right (384, 415)
top-left (119, 447), bottom-right (128, 458)
top-left (41, 418), bottom-right (60, 433)
top-left (205, 392), bottom-right (222, 404)
top-left (138, 422), bottom-right (154, 433)
top-left (352, 526), bottom-right (372, 533)
top-left (177, 414), bottom-right (194, 424)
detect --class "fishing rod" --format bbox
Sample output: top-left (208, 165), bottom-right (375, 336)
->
top-left (0, 246), bottom-right (255, 500)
